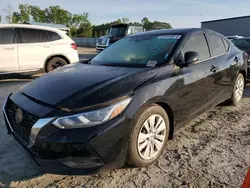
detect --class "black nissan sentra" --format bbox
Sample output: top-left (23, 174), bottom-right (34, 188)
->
top-left (3, 28), bottom-right (247, 174)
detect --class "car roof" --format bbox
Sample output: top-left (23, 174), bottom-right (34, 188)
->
top-left (130, 28), bottom-right (222, 37)
top-left (0, 24), bottom-right (64, 34)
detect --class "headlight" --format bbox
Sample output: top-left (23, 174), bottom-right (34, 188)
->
top-left (53, 97), bottom-right (132, 129)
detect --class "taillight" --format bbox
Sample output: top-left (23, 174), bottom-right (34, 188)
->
top-left (71, 43), bottom-right (77, 50)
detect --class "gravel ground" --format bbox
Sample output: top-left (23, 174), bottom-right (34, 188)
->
top-left (0, 79), bottom-right (249, 188)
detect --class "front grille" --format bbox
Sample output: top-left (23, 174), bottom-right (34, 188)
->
top-left (5, 100), bottom-right (39, 144)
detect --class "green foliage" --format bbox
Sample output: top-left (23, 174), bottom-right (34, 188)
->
top-left (69, 13), bottom-right (90, 37)
top-left (19, 4), bottom-right (31, 22)
top-left (141, 17), bottom-right (172, 31)
top-left (11, 12), bottom-right (21, 23)
top-left (0, 15), bottom-right (2, 23)
top-left (44, 6), bottom-right (72, 24)
top-left (76, 22), bottom-right (92, 37)
top-left (2, 4), bottom-right (172, 38)
top-left (30, 6), bottom-right (47, 22)
top-left (121, 17), bottom-right (129, 23)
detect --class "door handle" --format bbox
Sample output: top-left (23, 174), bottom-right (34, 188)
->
top-left (234, 56), bottom-right (239, 62)
top-left (210, 65), bottom-right (218, 73)
top-left (43, 45), bottom-right (51, 48)
top-left (4, 47), bottom-right (14, 50)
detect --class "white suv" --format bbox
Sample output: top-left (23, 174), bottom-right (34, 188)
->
top-left (0, 24), bottom-right (79, 75)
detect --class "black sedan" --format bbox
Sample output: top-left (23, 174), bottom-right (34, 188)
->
top-left (231, 37), bottom-right (250, 79)
top-left (3, 28), bottom-right (247, 174)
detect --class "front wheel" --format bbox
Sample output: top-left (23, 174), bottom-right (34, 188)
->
top-left (230, 73), bottom-right (245, 106)
top-left (126, 104), bottom-right (169, 167)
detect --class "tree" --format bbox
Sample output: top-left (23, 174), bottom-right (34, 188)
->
top-left (44, 6), bottom-right (71, 24)
top-left (115, 19), bottom-right (122, 24)
top-left (151, 21), bottom-right (172, 30)
top-left (12, 12), bottom-right (21, 23)
top-left (30, 6), bottom-right (47, 22)
top-left (3, 4), bottom-right (13, 23)
top-left (141, 17), bottom-right (172, 31)
top-left (19, 4), bottom-right (31, 22)
top-left (121, 17), bottom-right (129, 23)
top-left (69, 13), bottom-right (89, 37)
top-left (76, 21), bottom-right (92, 37)
top-left (0, 15), bottom-right (2, 23)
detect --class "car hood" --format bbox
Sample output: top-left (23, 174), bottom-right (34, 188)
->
top-left (18, 63), bottom-right (157, 110)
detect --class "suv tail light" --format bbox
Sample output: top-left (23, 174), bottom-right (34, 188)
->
top-left (71, 43), bottom-right (77, 50)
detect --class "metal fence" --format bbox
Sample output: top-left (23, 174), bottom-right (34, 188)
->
top-left (72, 38), bottom-right (98, 47)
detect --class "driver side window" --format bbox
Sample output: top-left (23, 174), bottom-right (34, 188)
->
top-left (182, 33), bottom-right (211, 61)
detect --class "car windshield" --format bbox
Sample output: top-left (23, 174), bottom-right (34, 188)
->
top-left (231, 38), bottom-right (250, 52)
top-left (90, 34), bottom-right (181, 67)
top-left (109, 26), bottom-right (127, 37)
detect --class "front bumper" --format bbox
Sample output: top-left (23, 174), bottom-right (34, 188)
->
top-left (3, 94), bottom-right (132, 174)
top-left (96, 45), bottom-right (107, 53)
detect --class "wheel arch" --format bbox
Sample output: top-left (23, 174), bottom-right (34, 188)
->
top-left (44, 54), bottom-right (70, 72)
top-left (239, 69), bottom-right (247, 84)
top-left (129, 96), bottom-right (176, 140)
top-left (155, 102), bottom-right (175, 140)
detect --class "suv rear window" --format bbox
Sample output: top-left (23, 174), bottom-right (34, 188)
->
top-left (47, 31), bottom-right (62, 41)
top-left (207, 34), bottom-right (226, 56)
top-left (0, 28), bottom-right (15, 44)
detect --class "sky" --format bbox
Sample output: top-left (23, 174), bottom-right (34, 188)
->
top-left (1, 0), bottom-right (250, 28)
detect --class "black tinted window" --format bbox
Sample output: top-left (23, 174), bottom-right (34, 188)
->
top-left (0, 28), bottom-right (15, 44)
top-left (40, 30), bottom-right (49, 42)
top-left (182, 33), bottom-right (210, 61)
top-left (21, 29), bottom-right (40, 43)
top-left (207, 34), bottom-right (226, 56)
top-left (47, 31), bottom-right (61, 41)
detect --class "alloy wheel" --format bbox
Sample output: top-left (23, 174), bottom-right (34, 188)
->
top-left (235, 77), bottom-right (244, 102)
top-left (49, 61), bottom-right (66, 71)
top-left (137, 114), bottom-right (166, 160)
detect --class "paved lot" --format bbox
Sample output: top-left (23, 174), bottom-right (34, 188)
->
top-left (0, 55), bottom-right (250, 187)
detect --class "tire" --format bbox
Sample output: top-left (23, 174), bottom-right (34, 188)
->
top-left (230, 73), bottom-right (245, 106)
top-left (45, 57), bottom-right (68, 73)
top-left (126, 104), bottom-right (170, 167)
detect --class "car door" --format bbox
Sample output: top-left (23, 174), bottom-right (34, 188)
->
top-left (205, 33), bottom-right (238, 103)
top-left (0, 27), bottom-right (19, 73)
top-left (17, 28), bottom-right (53, 71)
top-left (175, 32), bottom-right (219, 124)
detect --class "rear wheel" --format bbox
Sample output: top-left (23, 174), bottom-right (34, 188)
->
top-left (46, 57), bottom-right (68, 72)
top-left (126, 104), bottom-right (169, 167)
top-left (230, 73), bottom-right (245, 106)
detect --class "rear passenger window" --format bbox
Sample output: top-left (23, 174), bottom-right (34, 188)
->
top-left (182, 33), bottom-right (210, 61)
top-left (207, 34), bottom-right (226, 56)
top-left (222, 38), bottom-right (230, 51)
top-left (0, 28), bottom-right (15, 44)
top-left (47, 31), bottom-right (62, 41)
top-left (21, 29), bottom-right (40, 43)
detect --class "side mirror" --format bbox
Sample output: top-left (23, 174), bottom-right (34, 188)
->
top-left (184, 51), bottom-right (199, 65)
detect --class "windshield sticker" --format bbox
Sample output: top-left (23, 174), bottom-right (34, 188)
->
top-left (158, 35), bottom-right (182, 39)
top-left (146, 61), bottom-right (157, 67)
